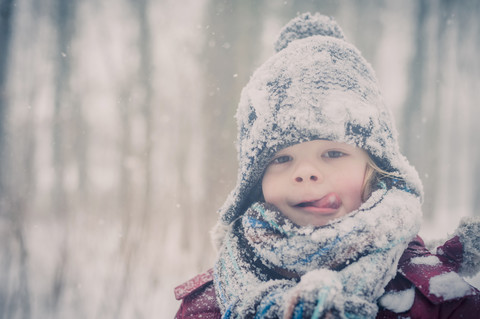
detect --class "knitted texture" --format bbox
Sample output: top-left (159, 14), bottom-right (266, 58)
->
top-left (455, 216), bottom-right (480, 277)
top-left (274, 12), bottom-right (345, 52)
top-left (212, 12), bottom-right (423, 243)
top-left (214, 188), bottom-right (422, 318)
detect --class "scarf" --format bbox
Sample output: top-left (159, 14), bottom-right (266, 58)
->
top-left (213, 188), bottom-right (422, 318)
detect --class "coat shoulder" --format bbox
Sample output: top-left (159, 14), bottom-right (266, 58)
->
top-left (174, 268), bottom-right (215, 300)
top-left (174, 269), bottom-right (221, 319)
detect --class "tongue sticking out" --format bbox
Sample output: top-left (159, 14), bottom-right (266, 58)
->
top-left (297, 193), bottom-right (342, 210)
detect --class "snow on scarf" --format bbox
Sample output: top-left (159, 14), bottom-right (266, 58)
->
top-left (214, 187), bottom-right (422, 318)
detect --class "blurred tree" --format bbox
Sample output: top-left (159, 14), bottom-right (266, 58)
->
top-left (113, 0), bottom-right (155, 316)
top-left (50, 0), bottom-right (77, 314)
top-left (196, 0), bottom-right (266, 268)
top-left (401, 0), bottom-right (438, 218)
top-left (0, 1), bottom-right (33, 318)
top-left (0, 0), bottom-right (13, 198)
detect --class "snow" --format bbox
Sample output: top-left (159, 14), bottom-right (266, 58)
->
top-left (465, 273), bottom-right (480, 290)
top-left (429, 272), bottom-right (472, 300)
top-left (410, 255), bottom-right (440, 266)
top-left (4, 2), bottom-right (480, 318)
top-left (244, 189), bottom-right (421, 276)
top-left (378, 287), bottom-right (415, 313)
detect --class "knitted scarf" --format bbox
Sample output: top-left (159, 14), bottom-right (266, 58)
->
top-left (214, 188), bottom-right (422, 318)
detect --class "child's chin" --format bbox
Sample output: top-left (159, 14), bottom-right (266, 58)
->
top-left (304, 213), bottom-right (349, 228)
top-left (294, 217), bottom-right (332, 228)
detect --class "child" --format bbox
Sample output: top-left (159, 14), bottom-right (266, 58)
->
top-left (174, 13), bottom-right (480, 318)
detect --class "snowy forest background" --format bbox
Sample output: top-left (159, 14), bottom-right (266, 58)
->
top-left (0, 0), bottom-right (479, 318)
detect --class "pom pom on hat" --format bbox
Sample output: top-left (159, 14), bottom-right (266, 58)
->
top-left (274, 12), bottom-right (345, 52)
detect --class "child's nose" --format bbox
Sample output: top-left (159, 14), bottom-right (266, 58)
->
top-left (293, 162), bottom-right (322, 183)
top-left (295, 175), bottom-right (319, 182)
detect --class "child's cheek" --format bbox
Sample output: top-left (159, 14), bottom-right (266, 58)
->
top-left (335, 171), bottom-right (366, 207)
top-left (261, 174), bottom-right (280, 204)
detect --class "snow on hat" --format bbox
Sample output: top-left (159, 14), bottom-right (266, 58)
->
top-left (212, 12), bottom-right (423, 247)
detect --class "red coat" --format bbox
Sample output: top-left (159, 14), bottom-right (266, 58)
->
top-left (174, 236), bottom-right (480, 318)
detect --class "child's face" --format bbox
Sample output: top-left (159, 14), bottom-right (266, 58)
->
top-left (261, 140), bottom-right (369, 227)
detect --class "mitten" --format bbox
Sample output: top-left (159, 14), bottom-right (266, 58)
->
top-left (454, 216), bottom-right (480, 277)
top-left (283, 269), bottom-right (343, 318)
top-left (283, 269), bottom-right (377, 319)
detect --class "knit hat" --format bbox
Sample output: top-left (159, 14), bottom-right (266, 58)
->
top-left (212, 12), bottom-right (423, 247)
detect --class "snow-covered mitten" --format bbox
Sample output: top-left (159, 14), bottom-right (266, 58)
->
top-left (283, 269), bottom-right (344, 318)
top-left (283, 269), bottom-right (378, 319)
top-left (454, 216), bottom-right (480, 277)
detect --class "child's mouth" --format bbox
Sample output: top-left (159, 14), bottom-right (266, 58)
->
top-left (295, 193), bottom-right (342, 211)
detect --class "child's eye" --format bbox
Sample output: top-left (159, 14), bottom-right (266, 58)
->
top-left (271, 155), bottom-right (292, 164)
top-left (323, 150), bottom-right (345, 158)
